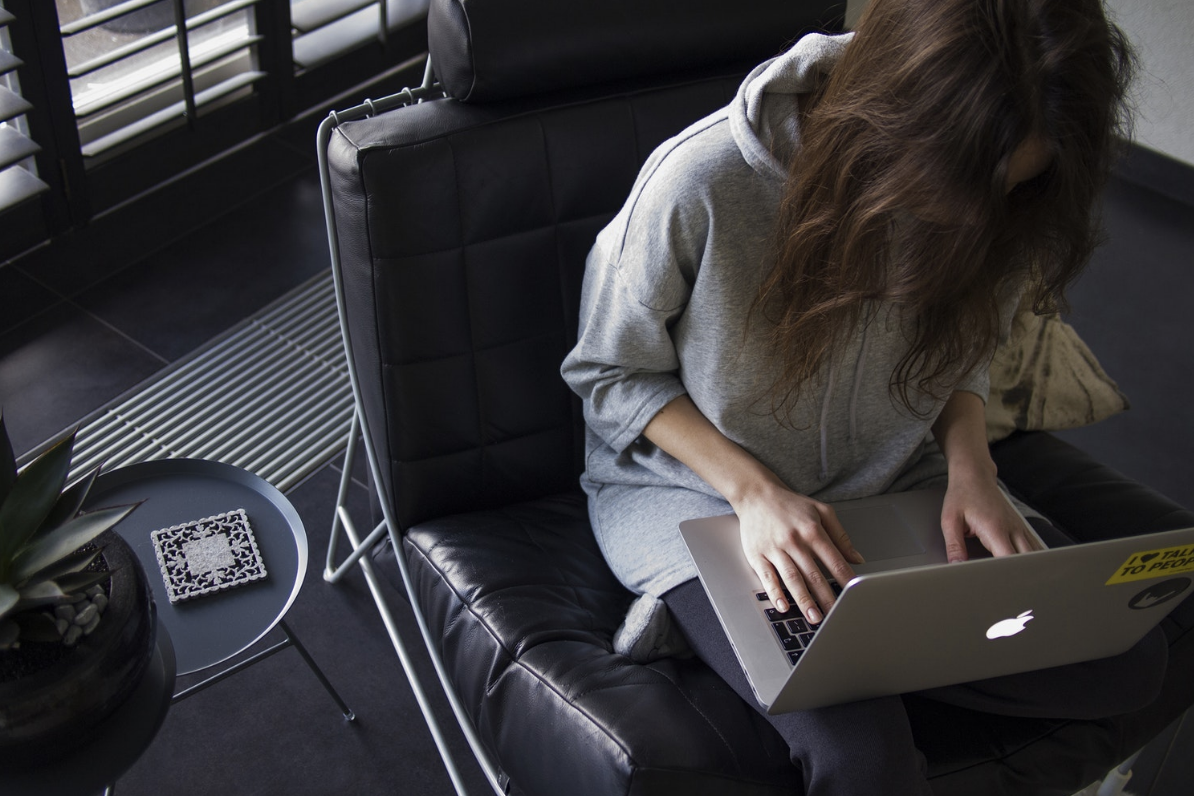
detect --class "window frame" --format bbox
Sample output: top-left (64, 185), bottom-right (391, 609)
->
top-left (0, 0), bottom-right (428, 265)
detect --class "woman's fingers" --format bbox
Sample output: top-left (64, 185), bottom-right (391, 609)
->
top-left (755, 561), bottom-right (794, 613)
top-left (940, 513), bottom-right (970, 563)
top-left (738, 492), bottom-right (862, 625)
top-left (786, 548), bottom-right (837, 624)
top-left (752, 553), bottom-right (824, 624)
top-left (1012, 524), bottom-right (1044, 554)
top-left (750, 532), bottom-right (855, 624)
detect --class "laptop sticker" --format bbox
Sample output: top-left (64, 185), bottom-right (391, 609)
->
top-left (1128, 578), bottom-right (1191, 610)
top-left (1106, 544), bottom-right (1194, 585)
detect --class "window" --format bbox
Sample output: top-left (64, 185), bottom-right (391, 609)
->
top-left (0, 0), bottom-right (428, 264)
top-left (57, 0), bottom-right (265, 158)
top-left (292, 0), bottom-right (427, 70)
top-left (0, 4), bottom-right (49, 214)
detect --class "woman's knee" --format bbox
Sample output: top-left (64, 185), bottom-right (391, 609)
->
top-left (773, 697), bottom-right (932, 796)
top-left (919, 625), bottom-right (1169, 720)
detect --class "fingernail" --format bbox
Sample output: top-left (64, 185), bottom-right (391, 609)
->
top-left (808, 608), bottom-right (821, 624)
top-left (776, 598), bottom-right (788, 612)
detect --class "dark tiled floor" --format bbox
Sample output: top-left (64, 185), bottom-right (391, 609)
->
top-left (23, 132), bottom-right (318, 300)
top-left (0, 168), bottom-right (327, 457)
top-left (75, 172), bottom-right (329, 363)
top-left (0, 266), bottom-right (59, 333)
top-left (1055, 177), bottom-right (1194, 511)
top-left (0, 301), bottom-right (166, 455)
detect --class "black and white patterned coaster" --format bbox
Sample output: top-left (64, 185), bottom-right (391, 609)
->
top-left (150, 509), bottom-right (267, 603)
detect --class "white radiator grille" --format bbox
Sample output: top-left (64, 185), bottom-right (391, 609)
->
top-left (58, 272), bottom-right (352, 493)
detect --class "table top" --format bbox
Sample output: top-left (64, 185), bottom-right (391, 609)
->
top-left (0, 622), bottom-right (176, 796)
top-left (85, 459), bottom-right (307, 676)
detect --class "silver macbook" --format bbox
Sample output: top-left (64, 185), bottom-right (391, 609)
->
top-left (678, 488), bottom-right (1194, 714)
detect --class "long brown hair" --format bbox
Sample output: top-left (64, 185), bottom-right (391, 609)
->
top-left (754, 0), bottom-right (1135, 417)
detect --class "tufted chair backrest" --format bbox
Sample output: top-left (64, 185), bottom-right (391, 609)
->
top-left (326, 1), bottom-right (844, 531)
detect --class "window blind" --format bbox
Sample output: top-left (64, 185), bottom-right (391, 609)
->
top-left (291, 0), bottom-right (427, 71)
top-left (58, 0), bottom-right (266, 157)
top-left (0, 4), bottom-right (49, 212)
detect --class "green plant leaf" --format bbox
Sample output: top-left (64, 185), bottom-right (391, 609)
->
top-left (11, 503), bottom-right (139, 584)
top-left (33, 465), bottom-right (101, 543)
top-left (0, 428), bottom-right (77, 573)
top-left (53, 569), bottom-right (111, 596)
top-left (0, 412), bottom-right (16, 510)
top-left (15, 579), bottom-right (74, 608)
top-left (0, 583), bottom-right (17, 620)
top-left (26, 547), bottom-right (102, 584)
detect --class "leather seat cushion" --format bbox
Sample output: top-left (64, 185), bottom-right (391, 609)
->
top-left (389, 492), bottom-right (800, 796)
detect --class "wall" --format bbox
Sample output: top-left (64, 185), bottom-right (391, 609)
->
top-left (844, 0), bottom-right (1194, 168)
top-left (1106, 0), bottom-right (1194, 167)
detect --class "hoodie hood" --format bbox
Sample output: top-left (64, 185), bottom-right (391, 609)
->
top-left (728, 31), bottom-right (856, 481)
top-left (730, 31), bottom-right (853, 182)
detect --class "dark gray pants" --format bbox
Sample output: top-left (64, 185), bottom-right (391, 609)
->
top-left (662, 575), bottom-right (1168, 796)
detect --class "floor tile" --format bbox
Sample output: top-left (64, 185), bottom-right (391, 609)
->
top-left (24, 133), bottom-right (314, 299)
top-left (0, 302), bottom-right (165, 456)
top-left (272, 116), bottom-right (322, 164)
top-left (0, 266), bottom-right (61, 337)
top-left (75, 170), bottom-right (331, 363)
top-left (1057, 177), bottom-right (1194, 510)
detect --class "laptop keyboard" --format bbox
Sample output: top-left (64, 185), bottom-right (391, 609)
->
top-left (756, 584), bottom-right (840, 666)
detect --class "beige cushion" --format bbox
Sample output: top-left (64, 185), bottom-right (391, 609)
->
top-left (986, 295), bottom-right (1129, 443)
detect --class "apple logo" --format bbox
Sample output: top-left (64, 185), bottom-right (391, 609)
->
top-left (986, 610), bottom-right (1034, 640)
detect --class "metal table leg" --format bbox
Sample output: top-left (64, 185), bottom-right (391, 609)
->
top-left (280, 619), bottom-right (356, 720)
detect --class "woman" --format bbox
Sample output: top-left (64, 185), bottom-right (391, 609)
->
top-left (562, 1), bottom-right (1164, 793)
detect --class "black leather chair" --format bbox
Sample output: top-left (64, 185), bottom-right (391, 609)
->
top-left (318, 2), bottom-right (1194, 793)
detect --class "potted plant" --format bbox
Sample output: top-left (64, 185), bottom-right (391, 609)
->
top-left (0, 412), bottom-right (155, 766)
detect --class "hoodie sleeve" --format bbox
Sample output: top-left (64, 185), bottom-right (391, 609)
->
top-left (561, 153), bottom-right (711, 454)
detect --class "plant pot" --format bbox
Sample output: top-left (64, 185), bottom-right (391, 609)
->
top-left (0, 531), bottom-right (157, 768)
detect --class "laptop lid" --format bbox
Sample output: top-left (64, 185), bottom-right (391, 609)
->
top-left (678, 490), bottom-right (1194, 713)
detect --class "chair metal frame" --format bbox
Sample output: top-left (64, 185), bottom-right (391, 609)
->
top-left (316, 58), bottom-right (508, 796)
top-left (313, 55), bottom-right (1152, 796)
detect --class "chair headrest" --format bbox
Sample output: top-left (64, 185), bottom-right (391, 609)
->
top-left (428, 0), bottom-right (846, 103)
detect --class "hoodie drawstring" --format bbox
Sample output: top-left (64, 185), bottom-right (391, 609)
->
top-left (848, 322), bottom-right (871, 442)
top-left (818, 363), bottom-right (837, 482)
top-left (819, 321), bottom-right (871, 482)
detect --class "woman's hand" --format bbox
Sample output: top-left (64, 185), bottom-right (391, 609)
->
top-left (641, 395), bottom-right (862, 625)
top-left (941, 472), bottom-right (1042, 561)
top-left (932, 390), bottom-right (1041, 561)
top-left (735, 483), bottom-right (864, 624)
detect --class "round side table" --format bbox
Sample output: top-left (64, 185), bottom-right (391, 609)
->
top-left (83, 460), bottom-right (352, 711)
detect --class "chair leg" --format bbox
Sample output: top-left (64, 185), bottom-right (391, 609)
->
top-left (1095, 749), bottom-right (1141, 796)
top-left (324, 411), bottom-right (391, 584)
top-left (338, 514), bottom-right (483, 796)
top-left (279, 619), bottom-right (355, 721)
top-left (324, 410), bottom-right (360, 580)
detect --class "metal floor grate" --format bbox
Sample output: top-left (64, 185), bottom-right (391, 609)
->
top-left (59, 272), bottom-right (352, 493)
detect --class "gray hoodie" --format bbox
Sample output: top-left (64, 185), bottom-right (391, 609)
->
top-left (561, 32), bottom-right (995, 597)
